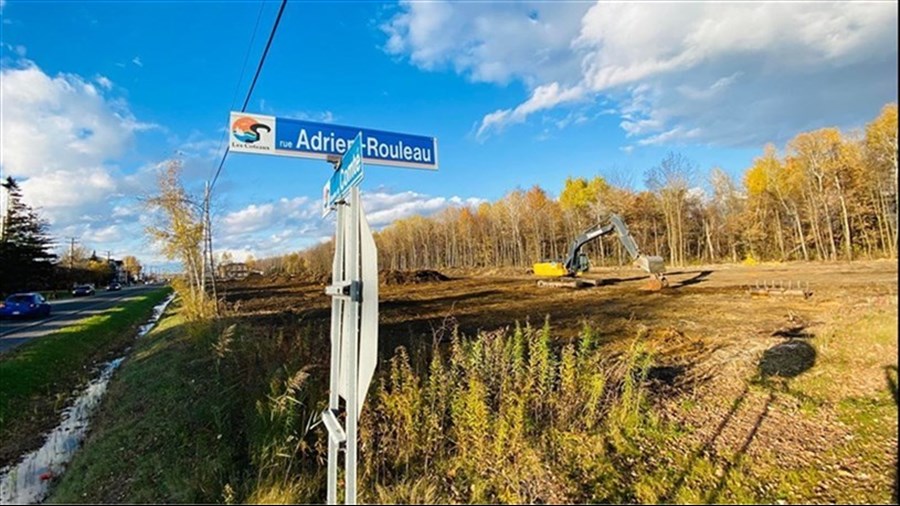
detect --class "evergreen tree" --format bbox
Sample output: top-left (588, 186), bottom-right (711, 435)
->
top-left (0, 176), bottom-right (57, 294)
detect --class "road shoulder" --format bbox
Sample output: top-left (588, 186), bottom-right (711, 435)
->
top-left (0, 288), bottom-right (171, 468)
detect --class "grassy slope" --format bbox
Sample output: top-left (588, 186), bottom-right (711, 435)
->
top-left (50, 301), bottom-right (328, 504)
top-left (0, 288), bottom-right (171, 466)
top-left (48, 305), bottom-right (249, 503)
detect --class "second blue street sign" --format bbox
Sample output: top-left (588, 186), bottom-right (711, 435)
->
top-left (322, 133), bottom-right (364, 216)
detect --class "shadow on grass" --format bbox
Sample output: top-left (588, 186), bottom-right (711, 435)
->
top-left (664, 337), bottom-right (816, 502)
top-left (663, 384), bottom-right (751, 502)
top-left (706, 339), bottom-right (815, 501)
top-left (707, 390), bottom-right (775, 503)
top-left (596, 275), bottom-right (648, 286)
top-left (758, 340), bottom-right (816, 378)
top-left (668, 270), bottom-right (713, 290)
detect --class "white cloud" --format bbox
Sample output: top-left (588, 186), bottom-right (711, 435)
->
top-left (477, 82), bottom-right (585, 140)
top-left (222, 203), bottom-right (275, 235)
top-left (214, 189), bottom-right (485, 260)
top-left (362, 189), bottom-right (484, 227)
top-left (95, 75), bottom-right (112, 90)
top-left (82, 224), bottom-right (122, 243)
top-left (383, 1), bottom-right (590, 86)
top-left (386, 2), bottom-right (898, 147)
top-left (258, 99), bottom-right (336, 124)
top-left (221, 196), bottom-right (311, 235)
top-left (1, 42), bottom-right (26, 57)
top-left (287, 110), bottom-right (335, 123)
top-left (18, 168), bottom-right (118, 217)
top-left (0, 61), bottom-right (148, 180)
top-left (112, 204), bottom-right (138, 218)
top-left (0, 59), bottom-right (166, 268)
top-left (132, 56), bottom-right (143, 67)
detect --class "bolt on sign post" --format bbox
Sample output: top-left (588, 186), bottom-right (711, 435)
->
top-left (229, 112), bottom-right (437, 505)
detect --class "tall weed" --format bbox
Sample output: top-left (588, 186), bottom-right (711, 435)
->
top-left (360, 320), bottom-right (665, 503)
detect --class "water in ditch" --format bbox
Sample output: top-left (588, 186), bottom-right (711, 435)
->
top-left (0, 293), bottom-right (175, 504)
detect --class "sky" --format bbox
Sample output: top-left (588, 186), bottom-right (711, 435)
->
top-left (0, 0), bottom-right (897, 270)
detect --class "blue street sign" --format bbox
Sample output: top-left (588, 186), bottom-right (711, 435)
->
top-left (229, 112), bottom-right (438, 170)
top-left (322, 133), bottom-right (363, 216)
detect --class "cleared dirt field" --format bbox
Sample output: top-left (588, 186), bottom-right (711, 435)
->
top-left (220, 259), bottom-right (898, 503)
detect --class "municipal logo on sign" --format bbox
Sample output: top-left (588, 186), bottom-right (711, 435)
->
top-left (230, 112), bottom-right (275, 153)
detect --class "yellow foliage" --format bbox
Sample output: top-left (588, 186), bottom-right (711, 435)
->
top-left (559, 175), bottom-right (609, 211)
top-left (744, 164), bottom-right (768, 197)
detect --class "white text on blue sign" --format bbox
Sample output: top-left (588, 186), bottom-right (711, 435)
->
top-left (228, 112), bottom-right (438, 170)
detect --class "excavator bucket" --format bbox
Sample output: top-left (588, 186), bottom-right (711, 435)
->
top-left (634, 255), bottom-right (666, 275)
top-left (634, 254), bottom-right (668, 291)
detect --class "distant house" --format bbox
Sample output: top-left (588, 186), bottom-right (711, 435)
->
top-left (218, 262), bottom-right (250, 280)
top-left (109, 259), bottom-right (128, 283)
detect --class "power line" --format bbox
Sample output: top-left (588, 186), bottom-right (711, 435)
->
top-left (209, 0), bottom-right (288, 194)
top-left (207, 0), bottom-right (267, 184)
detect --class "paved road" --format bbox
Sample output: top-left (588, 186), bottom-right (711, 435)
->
top-left (0, 285), bottom-right (161, 354)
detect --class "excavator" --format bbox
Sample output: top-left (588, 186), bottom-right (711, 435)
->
top-left (533, 214), bottom-right (669, 290)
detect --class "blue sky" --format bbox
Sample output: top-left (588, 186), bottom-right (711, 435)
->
top-left (1, 1), bottom-right (896, 268)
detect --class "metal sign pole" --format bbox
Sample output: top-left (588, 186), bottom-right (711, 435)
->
top-left (346, 186), bottom-right (361, 504)
top-left (326, 201), bottom-right (346, 505)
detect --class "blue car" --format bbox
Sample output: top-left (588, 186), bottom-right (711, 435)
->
top-left (0, 293), bottom-right (52, 319)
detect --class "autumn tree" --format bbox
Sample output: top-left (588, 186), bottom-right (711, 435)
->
top-left (122, 255), bottom-right (143, 282)
top-left (864, 103), bottom-right (898, 257)
top-left (145, 160), bottom-right (213, 320)
top-left (706, 168), bottom-right (744, 262)
top-left (646, 152), bottom-right (696, 266)
top-left (256, 103), bottom-right (896, 273)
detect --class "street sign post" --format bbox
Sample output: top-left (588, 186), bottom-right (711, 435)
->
top-left (320, 135), bottom-right (378, 505)
top-left (229, 112), bottom-right (436, 505)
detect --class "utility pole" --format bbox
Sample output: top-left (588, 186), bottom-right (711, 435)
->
top-left (66, 237), bottom-right (78, 270)
top-left (0, 177), bottom-right (12, 241)
top-left (202, 182), bottom-right (219, 316)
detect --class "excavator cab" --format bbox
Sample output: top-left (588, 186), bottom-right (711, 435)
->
top-left (573, 252), bottom-right (590, 275)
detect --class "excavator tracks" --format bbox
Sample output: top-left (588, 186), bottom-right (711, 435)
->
top-left (536, 278), bottom-right (599, 289)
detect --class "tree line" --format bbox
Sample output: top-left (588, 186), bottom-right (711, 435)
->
top-left (253, 103), bottom-right (897, 277)
top-left (0, 176), bottom-right (144, 296)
